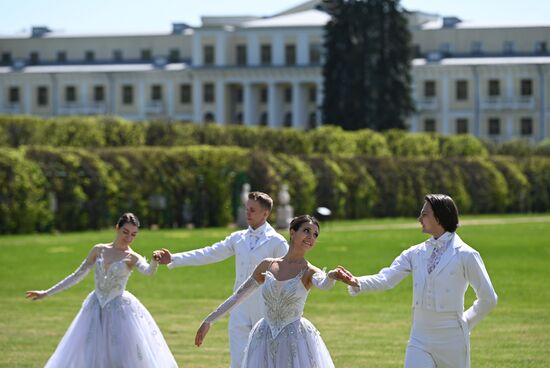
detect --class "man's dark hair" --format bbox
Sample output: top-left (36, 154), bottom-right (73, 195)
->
top-left (248, 191), bottom-right (273, 211)
top-left (424, 194), bottom-right (459, 232)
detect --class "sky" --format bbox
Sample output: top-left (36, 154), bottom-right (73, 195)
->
top-left (1, 0), bottom-right (549, 35)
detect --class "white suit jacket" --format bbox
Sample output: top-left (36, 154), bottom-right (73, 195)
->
top-left (168, 222), bottom-right (289, 323)
top-left (351, 233), bottom-right (497, 330)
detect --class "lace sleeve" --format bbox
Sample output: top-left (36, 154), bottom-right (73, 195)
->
top-left (45, 258), bottom-right (94, 297)
top-left (311, 268), bottom-right (336, 290)
top-left (134, 256), bottom-right (158, 276)
top-left (204, 276), bottom-right (260, 324)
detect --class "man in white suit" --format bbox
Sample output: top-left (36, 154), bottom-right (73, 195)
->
top-left (336, 194), bottom-right (497, 368)
top-left (154, 191), bottom-right (288, 368)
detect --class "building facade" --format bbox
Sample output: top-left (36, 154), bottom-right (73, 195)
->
top-left (1, 0), bottom-right (549, 142)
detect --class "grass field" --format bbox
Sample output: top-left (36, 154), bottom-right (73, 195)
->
top-left (1, 214), bottom-right (549, 367)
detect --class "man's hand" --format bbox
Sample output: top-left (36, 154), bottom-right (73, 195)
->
top-left (152, 248), bottom-right (172, 265)
top-left (195, 321), bottom-right (211, 347)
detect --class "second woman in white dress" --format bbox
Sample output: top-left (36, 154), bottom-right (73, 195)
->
top-left (195, 214), bottom-right (356, 368)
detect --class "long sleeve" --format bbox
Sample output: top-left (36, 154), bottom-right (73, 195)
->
top-left (167, 233), bottom-right (236, 269)
top-left (349, 248), bottom-right (412, 296)
top-left (45, 258), bottom-right (94, 297)
top-left (311, 269), bottom-right (336, 290)
top-left (203, 276), bottom-right (260, 324)
top-left (463, 251), bottom-right (498, 330)
top-left (134, 256), bottom-right (158, 276)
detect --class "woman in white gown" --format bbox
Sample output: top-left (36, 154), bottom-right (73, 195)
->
top-left (26, 213), bottom-right (178, 368)
top-left (195, 215), bottom-right (357, 368)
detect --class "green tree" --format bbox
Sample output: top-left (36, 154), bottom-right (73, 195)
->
top-left (322, 0), bottom-right (414, 131)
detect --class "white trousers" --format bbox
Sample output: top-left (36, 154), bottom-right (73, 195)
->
top-left (228, 308), bottom-right (260, 368)
top-left (404, 309), bottom-right (469, 368)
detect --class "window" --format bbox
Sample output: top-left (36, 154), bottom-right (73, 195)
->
top-left (456, 118), bottom-right (468, 134)
top-left (1, 52), bottom-right (11, 65)
top-left (151, 85), bottom-right (162, 101)
top-left (488, 80), bottom-right (500, 97)
top-left (535, 41), bottom-right (547, 54)
top-left (65, 86), bottom-right (77, 103)
top-left (503, 41), bottom-right (514, 54)
top-left (488, 118), bottom-right (500, 135)
top-left (439, 43), bottom-right (451, 55)
top-left (424, 118), bottom-right (436, 132)
top-left (309, 43), bottom-right (321, 64)
top-left (141, 49), bottom-right (152, 61)
top-left (260, 44), bottom-right (271, 65)
top-left (284, 87), bottom-right (292, 103)
top-left (284, 112), bottom-right (292, 127)
top-left (37, 86), bottom-right (48, 106)
top-left (455, 80), bottom-right (468, 101)
top-left (520, 79), bottom-right (532, 97)
top-left (285, 44), bottom-right (296, 65)
top-left (204, 112), bottom-right (215, 122)
top-left (471, 41), bottom-right (482, 55)
top-left (169, 49), bottom-right (180, 62)
top-left (235, 88), bottom-right (243, 103)
top-left (309, 87), bottom-right (317, 103)
top-left (520, 118), bottom-right (533, 136)
top-left (203, 45), bottom-right (215, 65)
top-left (203, 83), bottom-right (214, 103)
top-left (57, 51), bottom-right (67, 63)
top-left (180, 84), bottom-right (191, 104)
top-left (93, 86), bottom-right (105, 102)
top-left (236, 45), bottom-right (247, 65)
top-left (260, 88), bottom-right (268, 103)
top-left (122, 85), bottom-right (133, 105)
top-left (85, 51), bottom-right (95, 62)
top-left (8, 87), bottom-right (19, 104)
top-left (113, 50), bottom-right (123, 61)
top-left (260, 112), bottom-right (268, 126)
top-left (235, 112), bottom-right (243, 124)
top-left (29, 52), bottom-right (39, 65)
top-left (424, 80), bottom-right (436, 98)
top-left (308, 112), bottom-right (317, 129)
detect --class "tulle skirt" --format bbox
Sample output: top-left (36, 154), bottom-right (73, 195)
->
top-left (45, 291), bottom-right (178, 368)
top-left (242, 317), bottom-right (334, 368)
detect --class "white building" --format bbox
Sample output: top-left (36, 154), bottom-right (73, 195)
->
top-left (1, 0), bottom-right (549, 142)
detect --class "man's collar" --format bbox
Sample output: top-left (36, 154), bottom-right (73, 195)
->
top-left (426, 231), bottom-right (453, 248)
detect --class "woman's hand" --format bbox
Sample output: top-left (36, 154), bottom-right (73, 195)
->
top-left (328, 266), bottom-right (359, 287)
top-left (26, 290), bottom-right (47, 301)
top-left (195, 321), bottom-right (211, 347)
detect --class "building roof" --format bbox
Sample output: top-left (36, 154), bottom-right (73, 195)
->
top-left (0, 63), bottom-right (189, 74)
top-left (241, 9), bottom-right (330, 28)
top-left (413, 56), bottom-right (550, 66)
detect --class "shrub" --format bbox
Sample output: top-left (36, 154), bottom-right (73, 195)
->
top-left (441, 134), bottom-right (488, 158)
top-left (0, 148), bottom-right (51, 233)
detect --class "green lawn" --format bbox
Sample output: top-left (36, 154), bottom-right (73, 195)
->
top-left (1, 214), bottom-right (549, 367)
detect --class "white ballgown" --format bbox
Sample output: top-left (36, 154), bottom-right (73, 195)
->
top-left (43, 251), bottom-right (178, 368)
top-left (203, 266), bottom-right (335, 368)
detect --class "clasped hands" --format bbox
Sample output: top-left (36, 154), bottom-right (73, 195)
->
top-left (328, 266), bottom-right (359, 287)
top-left (152, 248), bottom-right (172, 264)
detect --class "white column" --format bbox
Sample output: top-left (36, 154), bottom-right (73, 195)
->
top-left (315, 80), bottom-right (323, 126)
top-left (297, 33), bottom-right (309, 66)
top-left (441, 76), bottom-right (449, 135)
top-left (24, 81), bottom-right (32, 114)
top-left (167, 79), bottom-right (175, 118)
top-left (244, 83), bottom-right (256, 126)
top-left (80, 80), bottom-right (87, 112)
top-left (138, 80), bottom-right (145, 119)
top-left (192, 78), bottom-right (203, 123)
top-left (192, 32), bottom-right (203, 66)
top-left (506, 116), bottom-right (514, 139)
top-left (216, 33), bottom-right (227, 66)
top-left (292, 82), bottom-right (305, 129)
top-left (268, 82), bottom-right (280, 127)
top-left (247, 33), bottom-right (260, 66)
top-left (215, 79), bottom-right (226, 124)
top-left (272, 34), bottom-right (284, 66)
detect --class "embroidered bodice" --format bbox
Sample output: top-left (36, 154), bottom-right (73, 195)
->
top-left (262, 270), bottom-right (309, 338)
top-left (94, 253), bottom-right (132, 307)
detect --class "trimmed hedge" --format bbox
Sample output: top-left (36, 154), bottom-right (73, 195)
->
top-left (1, 144), bottom-right (550, 233)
